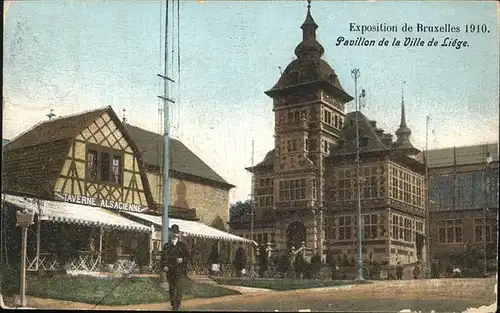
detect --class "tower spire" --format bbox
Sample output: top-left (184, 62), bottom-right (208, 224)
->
top-left (394, 80), bottom-right (419, 156)
top-left (400, 81), bottom-right (407, 128)
top-left (301, 0), bottom-right (318, 41)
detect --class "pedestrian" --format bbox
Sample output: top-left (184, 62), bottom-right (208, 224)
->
top-left (413, 265), bottom-right (420, 279)
top-left (208, 244), bottom-right (220, 276)
top-left (234, 244), bottom-right (246, 278)
top-left (162, 224), bottom-right (190, 311)
top-left (310, 252), bottom-right (322, 279)
top-left (258, 245), bottom-right (269, 277)
top-left (396, 262), bottom-right (403, 280)
top-left (293, 253), bottom-right (305, 279)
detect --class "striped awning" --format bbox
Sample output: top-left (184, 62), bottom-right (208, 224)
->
top-left (122, 211), bottom-right (257, 245)
top-left (3, 194), bottom-right (151, 233)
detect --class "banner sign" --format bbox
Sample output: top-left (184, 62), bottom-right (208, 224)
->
top-left (54, 192), bottom-right (148, 212)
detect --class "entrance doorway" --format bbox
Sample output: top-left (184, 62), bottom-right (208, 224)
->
top-left (286, 221), bottom-right (306, 250)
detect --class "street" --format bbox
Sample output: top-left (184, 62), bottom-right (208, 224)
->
top-left (19, 277), bottom-right (497, 312)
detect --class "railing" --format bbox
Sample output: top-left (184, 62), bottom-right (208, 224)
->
top-left (69, 251), bottom-right (101, 272)
top-left (26, 253), bottom-right (60, 272)
top-left (26, 251), bottom-right (140, 274)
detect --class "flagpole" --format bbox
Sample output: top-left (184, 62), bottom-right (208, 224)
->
top-left (425, 115), bottom-right (430, 278)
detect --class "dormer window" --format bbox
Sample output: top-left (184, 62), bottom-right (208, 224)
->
top-left (360, 136), bottom-right (370, 147)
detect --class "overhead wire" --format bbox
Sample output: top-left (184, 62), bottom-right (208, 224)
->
top-left (93, 3), bottom-right (170, 308)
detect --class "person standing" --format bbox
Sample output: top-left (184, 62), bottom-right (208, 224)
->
top-left (396, 262), bottom-right (403, 280)
top-left (162, 224), bottom-right (190, 311)
top-left (234, 245), bottom-right (246, 278)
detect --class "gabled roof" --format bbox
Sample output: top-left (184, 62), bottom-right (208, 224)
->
top-left (416, 143), bottom-right (499, 168)
top-left (124, 124), bottom-right (235, 189)
top-left (2, 106), bottom-right (154, 205)
top-left (245, 149), bottom-right (275, 173)
top-left (3, 106), bottom-right (109, 151)
top-left (329, 111), bottom-right (391, 157)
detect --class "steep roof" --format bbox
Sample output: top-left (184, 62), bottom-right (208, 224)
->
top-left (245, 149), bottom-right (275, 173)
top-left (3, 106), bottom-right (109, 151)
top-left (124, 124), bottom-right (235, 189)
top-left (2, 106), bottom-right (154, 204)
top-left (2, 106), bottom-right (110, 198)
top-left (329, 111), bottom-right (391, 156)
top-left (264, 4), bottom-right (352, 102)
top-left (416, 143), bottom-right (499, 168)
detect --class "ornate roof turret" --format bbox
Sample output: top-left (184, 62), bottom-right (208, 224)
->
top-left (393, 82), bottom-right (420, 156)
top-left (264, 0), bottom-right (352, 102)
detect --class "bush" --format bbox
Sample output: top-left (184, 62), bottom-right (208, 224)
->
top-left (0, 265), bottom-right (20, 296)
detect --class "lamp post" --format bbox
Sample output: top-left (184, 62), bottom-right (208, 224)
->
top-left (351, 68), bottom-right (364, 281)
top-left (482, 147), bottom-right (493, 276)
top-left (16, 209), bottom-right (35, 307)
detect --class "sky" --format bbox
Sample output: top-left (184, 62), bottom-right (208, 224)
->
top-left (3, 0), bottom-right (499, 204)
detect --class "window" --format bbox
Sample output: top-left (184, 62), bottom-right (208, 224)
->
top-left (324, 141), bottom-right (329, 153)
top-left (438, 220), bottom-right (463, 244)
top-left (87, 150), bottom-right (98, 180)
top-left (338, 169), bottom-right (353, 200)
top-left (279, 179), bottom-right (306, 201)
top-left (338, 216), bottom-right (352, 240)
top-left (312, 179), bottom-right (317, 200)
top-left (305, 139), bottom-right (309, 151)
top-left (389, 164), bottom-right (424, 208)
top-left (112, 156), bottom-right (122, 184)
top-left (100, 152), bottom-right (110, 182)
top-left (339, 117), bottom-right (343, 129)
top-left (363, 214), bottom-right (378, 239)
top-left (334, 115), bottom-right (339, 128)
top-left (391, 214), bottom-right (415, 242)
top-left (474, 218), bottom-right (493, 242)
top-left (86, 146), bottom-right (123, 183)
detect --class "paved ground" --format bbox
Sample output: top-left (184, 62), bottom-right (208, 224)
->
top-left (4, 277), bottom-right (497, 312)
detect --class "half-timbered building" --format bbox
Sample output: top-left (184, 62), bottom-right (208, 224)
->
top-left (2, 106), bottom-right (155, 273)
top-left (2, 106), bottom-right (253, 274)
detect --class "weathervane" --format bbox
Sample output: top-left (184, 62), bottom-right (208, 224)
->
top-left (307, 0), bottom-right (312, 9)
top-left (46, 109), bottom-right (56, 121)
top-left (122, 108), bottom-right (127, 123)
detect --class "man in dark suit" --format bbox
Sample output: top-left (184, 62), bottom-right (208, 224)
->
top-left (162, 224), bottom-right (190, 311)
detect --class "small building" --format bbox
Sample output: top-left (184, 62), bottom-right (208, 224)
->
top-left (417, 143), bottom-right (499, 272)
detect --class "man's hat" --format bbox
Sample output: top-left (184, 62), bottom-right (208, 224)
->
top-left (170, 224), bottom-right (180, 234)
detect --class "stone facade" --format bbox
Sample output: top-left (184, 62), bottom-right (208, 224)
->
top-left (146, 170), bottom-right (230, 230)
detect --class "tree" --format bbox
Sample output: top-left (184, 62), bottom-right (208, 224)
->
top-left (229, 200), bottom-right (252, 222)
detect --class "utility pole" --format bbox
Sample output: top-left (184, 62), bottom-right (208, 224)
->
top-left (424, 115), bottom-right (430, 278)
top-left (482, 145), bottom-right (493, 276)
top-left (158, 0), bottom-right (175, 246)
top-left (250, 139), bottom-right (255, 273)
top-left (351, 68), bottom-right (364, 281)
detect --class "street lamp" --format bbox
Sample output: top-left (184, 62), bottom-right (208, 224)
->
top-left (351, 68), bottom-right (364, 281)
top-left (16, 209), bottom-right (35, 307)
top-left (482, 149), bottom-right (493, 276)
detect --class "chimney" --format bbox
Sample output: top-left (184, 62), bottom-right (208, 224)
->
top-left (369, 120), bottom-right (377, 129)
top-left (382, 134), bottom-right (393, 146)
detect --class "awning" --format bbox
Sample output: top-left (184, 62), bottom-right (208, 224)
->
top-left (3, 194), bottom-right (151, 233)
top-left (122, 211), bottom-right (257, 245)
